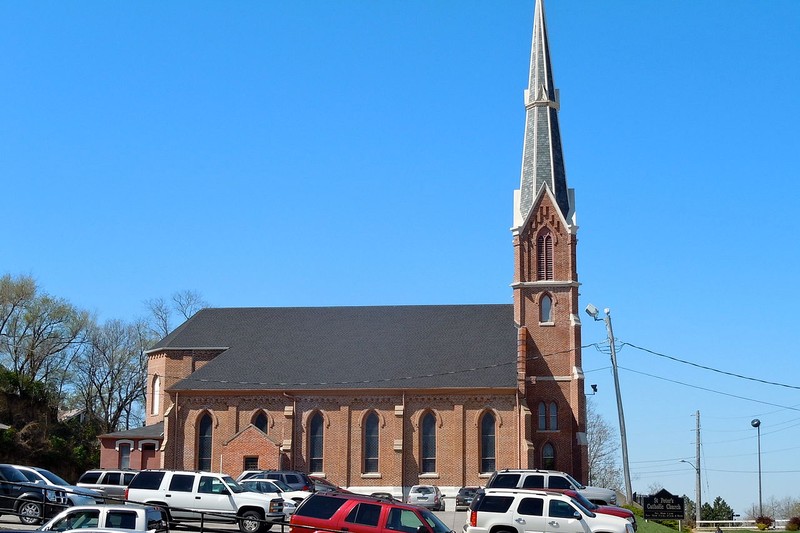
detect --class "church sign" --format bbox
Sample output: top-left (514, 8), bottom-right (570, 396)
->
top-left (643, 489), bottom-right (685, 520)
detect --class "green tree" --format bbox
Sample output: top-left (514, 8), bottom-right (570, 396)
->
top-left (702, 496), bottom-right (735, 521)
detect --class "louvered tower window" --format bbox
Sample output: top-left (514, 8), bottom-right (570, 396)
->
top-left (537, 233), bottom-right (553, 280)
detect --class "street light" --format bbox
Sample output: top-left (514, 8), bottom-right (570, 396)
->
top-left (585, 304), bottom-right (632, 504)
top-left (751, 419), bottom-right (763, 517)
top-left (680, 459), bottom-right (701, 525)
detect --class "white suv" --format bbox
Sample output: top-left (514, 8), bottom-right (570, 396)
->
top-left (465, 488), bottom-right (633, 533)
top-left (124, 470), bottom-right (284, 533)
top-left (486, 470), bottom-right (617, 505)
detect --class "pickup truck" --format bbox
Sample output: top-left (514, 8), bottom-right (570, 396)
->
top-left (35, 504), bottom-right (169, 533)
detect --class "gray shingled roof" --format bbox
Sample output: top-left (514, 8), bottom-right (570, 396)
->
top-left (154, 305), bottom-right (517, 391)
top-left (100, 422), bottom-right (164, 439)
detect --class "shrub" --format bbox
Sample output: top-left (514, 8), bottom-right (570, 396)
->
top-left (785, 517), bottom-right (800, 531)
top-left (756, 516), bottom-right (774, 530)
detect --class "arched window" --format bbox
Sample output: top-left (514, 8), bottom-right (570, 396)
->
top-left (549, 402), bottom-right (558, 430)
top-left (421, 412), bottom-right (436, 474)
top-left (537, 233), bottom-right (554, 280)
top-left (151, 375), bottom-right (160, 415)
top-left (118, 443), bottom-right (131, 469)
top-left (309, 413), bottom-right (324, 473)
top-left (542, 442), bottom-right (556, 469)
top-left (198, 413), bottom-right (213, 471)
top-left (538, 402), bottom-right (547, 430)
top-left (253, 412), bottom-right (268, 434)
top-left (540, 294), bottom-right (552, 323)
top-left (363, 412), bottom-right (379, 473)
top-left (480, 412), bottom-right (496, 473)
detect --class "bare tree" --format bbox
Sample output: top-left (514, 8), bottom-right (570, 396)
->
top-left (172, 290), bottom-right (208, 320)
top-left (586, 397), bottom-right (624, 492)
top-left (145, 290), bottom-right (208, 338)
top-left (74, 319), bottom-right (155, 432)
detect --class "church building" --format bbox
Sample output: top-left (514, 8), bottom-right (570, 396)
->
top-left (98, 0), bottom-right (589, 496)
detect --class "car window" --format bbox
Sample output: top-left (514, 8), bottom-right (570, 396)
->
top-left (548, 476), bottom-right (571, 490)
top-left (105, 473), bottom-right (121, 485)
top-left (18, 470), bottom-right (39, 483)
top-left (78, 472), bottom-right (101, 484)
top-left (294, 494), bottom-right (346, 519)
top-left (51, 509), bottom-right (101, 531)
top-left (169, 474), bottom-right (195, 492)
top-left (345, 503), bottom-right (381, 527)
top-left (105, 511), bottom-right (138, 529)
top-left (129, 471), bottom-right (165, 490)
top-left (147, 509), bottom-right (168, 532)
top-left (521, 475), bottom-right (545, 489)
top-left (199, 476), bottom-right (228, 494)
top-left (548, 500), bottom-right (577, 519)
top-left (489, 474), bottom-right (520, 488)
top-left (387, 508), bottom-right (424, 533)
top-left (123, 473), bottom-right (137, 485)
top-left (421, 509), bottom-right (451, 533)
top-left (477, 496), bottom-right (514, 513)
top-left (518, 497), bottom-right (544, 516)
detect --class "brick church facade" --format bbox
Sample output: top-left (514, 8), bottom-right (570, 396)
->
top-left (98, 0), bottom-right (589, 497)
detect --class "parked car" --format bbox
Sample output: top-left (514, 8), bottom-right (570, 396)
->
top-left (239, 478), bottom-right (312, 504)
top-left (0, 464), bottom-right (66, 525)
top-left (35, 504), bottom-right (169, 533)
top-left (290, 492), bottom-right (452, 533)
top-left (466, 488), bottom-right (633, 533)
top-left (236, 471), bottom-right (314, 493)
top-left (547, 489), bottom-right (637, 530)
top-left (14, 465), bottom-right (101, 507)
top-left (308, 475), bottom-right (350, 493)
top-left (455, 487), bottom-right (479, 511)
top-left (406, 485), bottom-right (444, 511)
top-left (486, 469), bottom-right (617, 505)
top-left (76, 470), bottom-right (139, 502)
top-left (125, 470), bottom-right (284, 533)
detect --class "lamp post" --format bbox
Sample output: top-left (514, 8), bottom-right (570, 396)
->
top-left (751, 419), bottom-right (763, 517)
top-left (585, 304), bottom-right (632, 504)
top-left (680, 459), bottom-right (701, 526)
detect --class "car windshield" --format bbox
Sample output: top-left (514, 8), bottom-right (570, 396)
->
top-left (421, 510), bottom-right (451, 533)
top-left (564, 473), bottom-right (584, 489)
top-left (460, 488), bottom-right (477, 496)
top-left (37, 469), bottom-right (70, 486)
top-left (271, 479), bottom-right (292, 491)
top-left (223, 476), bottom-right (247, 493)
top-left (569, 497), bottom-right (595, 518)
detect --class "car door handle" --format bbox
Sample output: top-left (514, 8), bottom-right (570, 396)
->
top-left (515, 519), bottom-right (525, 524)
top-left (196, 496), bottom-right (201, 499)
top-left (548, 521), bottom-right (559, 526)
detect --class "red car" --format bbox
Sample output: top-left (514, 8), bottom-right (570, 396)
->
top-left (549, 488), bottom-right (637, 531)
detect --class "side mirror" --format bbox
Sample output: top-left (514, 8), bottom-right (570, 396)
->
top-left (573, 512), bottom-right (583, 520)
top-left (416, 526), bottom-right (428, 533)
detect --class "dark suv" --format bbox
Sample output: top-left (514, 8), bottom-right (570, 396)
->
top-left (237, 471), bottom-right (314, 493)
top-left (0, 464), bottom-right (66, 525)
top-left (290, 492), bottom-right (452, 533)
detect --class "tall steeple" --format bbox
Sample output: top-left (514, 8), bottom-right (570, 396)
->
top-left (511, 0), bottom-right (587, 481)
top-left (516, 0), bottom-right (572, 225)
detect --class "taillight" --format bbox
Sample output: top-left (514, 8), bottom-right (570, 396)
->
top-left (124, 488), bottom-right (129, 500)
top-left (469, 511), bottom-right (477, 527)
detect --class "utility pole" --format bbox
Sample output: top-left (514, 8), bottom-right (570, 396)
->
top-left (695, 411), bottom-right (701, 526)
top-left (586, 304), bottom-right (633, 504)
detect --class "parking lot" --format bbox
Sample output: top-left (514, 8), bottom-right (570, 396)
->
top-left (0, 508), bottom-right (469, 533)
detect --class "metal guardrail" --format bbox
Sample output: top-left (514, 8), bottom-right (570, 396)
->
top-left (696, 519), bottom-right (791, 530)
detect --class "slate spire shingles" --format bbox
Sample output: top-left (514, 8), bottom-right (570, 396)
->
top-left (518, 0), bottom-right (571, 222)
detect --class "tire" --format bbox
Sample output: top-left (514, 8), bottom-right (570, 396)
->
top-left (239, 510), bottom-right (268, 533)
top-left (18, 500), bottom-right (43, 525)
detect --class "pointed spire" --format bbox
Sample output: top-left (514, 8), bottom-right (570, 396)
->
top-left (517, 0), bottom-right (572, 224)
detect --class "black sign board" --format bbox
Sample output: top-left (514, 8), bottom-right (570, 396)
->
top-left (643, 489), bottom-right (685, 520)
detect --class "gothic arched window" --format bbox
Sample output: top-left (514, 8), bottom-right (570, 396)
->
top-left (542, 442), bottom-right (556, 469)
top-left (538, 402), bottom-right (547, 430)
top-left (421, 412), bottom-right (437, 474)
top-left (253, 412), bottom-right (268, 434)
top-left (549, 402), bottom-right (558, 430)
top-left (151, 375), bottom-right (161, 415)
top-left (309, 412), bottom-right (324, 473)
top-left (480, 412), bottom-right (496, 473)
top-left (537, 233), bottom-right (554, 280)
top-left (540, 294), bottom-right (553, 323)
top-left (363, 412), bottom-right (379, 473)
top-left (198, 413), bottom-right (213, 471)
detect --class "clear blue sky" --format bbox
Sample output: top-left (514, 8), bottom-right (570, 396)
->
top-left (2, 1), bottom-right (798, 515)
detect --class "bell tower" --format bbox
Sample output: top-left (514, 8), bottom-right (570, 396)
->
top-left (512, 0), bottom-right (588, 480)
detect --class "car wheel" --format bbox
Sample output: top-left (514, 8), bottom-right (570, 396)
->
top-left (18, 500), bottom-right (43, 525)
top-left (239, 510), bottom-right (267, 533)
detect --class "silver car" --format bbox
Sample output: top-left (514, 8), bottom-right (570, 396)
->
top-left (406, 484), bottom-right (444, 511)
